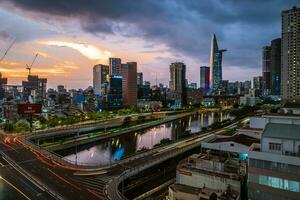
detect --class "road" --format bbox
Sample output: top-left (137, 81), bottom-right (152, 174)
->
top-left (0, 115), bottom-right (246, 200)
top-left (0, 139), bottom-right (101, 200)
top-left (76, 117), bottom-right (249, 200)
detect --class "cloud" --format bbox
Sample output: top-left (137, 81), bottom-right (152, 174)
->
top-left (42, 40), bottom-right (112, 60)
top-left (0, 30), bottom-right (9, 40)
top-left (1, 0), bottom-right (300, 85)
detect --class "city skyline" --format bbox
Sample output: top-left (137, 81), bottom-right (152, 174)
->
top-left (0, 1), bottom-right (299, 89)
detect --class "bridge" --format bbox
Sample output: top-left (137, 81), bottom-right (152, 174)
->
top-left (70, 118), bottom-right (245, 200)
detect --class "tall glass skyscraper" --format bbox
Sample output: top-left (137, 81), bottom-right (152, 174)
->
top-left (209, 33), bottom-right (226, 95)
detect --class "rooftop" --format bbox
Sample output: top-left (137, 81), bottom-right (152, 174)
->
top-left (263, 123), bottom-right (300, 140)
top-left (170, 183), bottom-right (240, 200)
top-left (209, 134), bottom-right (260, 147)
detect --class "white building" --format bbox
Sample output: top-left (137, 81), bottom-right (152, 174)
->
top-left (248, 117), bottom-right (300, 199)
top-left (169, 153), bottom-right (245, 200)
top-left (201, 134), bottom-right (259, 159)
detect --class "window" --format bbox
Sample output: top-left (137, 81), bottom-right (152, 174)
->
top-left (250, 174), bottom-right (300, 192)
top-left (269, 143), bottom-right (281, 151)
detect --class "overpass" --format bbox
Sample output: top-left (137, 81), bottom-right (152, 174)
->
top-left (70, 118), bottom-right (246, 200)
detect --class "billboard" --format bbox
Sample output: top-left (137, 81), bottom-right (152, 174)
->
top-left (17, 104), bottom-right (42, 115)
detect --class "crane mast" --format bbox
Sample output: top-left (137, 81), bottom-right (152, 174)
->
top-left (26, 53), bottom-right (39, 76)
top-left (0, 38), bottom-right (15, 63)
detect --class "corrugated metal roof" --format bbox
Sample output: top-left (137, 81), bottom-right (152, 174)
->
top-left (263, 123), bottom-right (300, 140)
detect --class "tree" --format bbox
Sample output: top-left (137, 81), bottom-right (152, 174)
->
top-left (3, 121), bottom-right (14, 133)
top-left (14, 120), bottom-right (31, 133)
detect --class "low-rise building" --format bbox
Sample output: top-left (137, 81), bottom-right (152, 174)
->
top-left (169, 153), bottom-right (246, 200)
top-left (248, 122), bottom-right (300, 200)
top-left (201, 134), bottom-right (260, 160)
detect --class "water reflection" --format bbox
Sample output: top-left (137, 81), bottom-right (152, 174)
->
top-left (61, 112), bottom-right (231, 166)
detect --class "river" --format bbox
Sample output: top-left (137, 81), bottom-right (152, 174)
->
top-left (59, 112), bottom-right (231, 166)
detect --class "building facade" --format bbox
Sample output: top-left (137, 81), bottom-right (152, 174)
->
top-left (282, 7), bottom-right (300, 103)
top-left (262, 46), bottom-right (272, 95)
top-left (200, 66), bottom-right (210, 94)
top-left (93, 64), bottom-right (109, 96)
top-left (270, 38), bottom-right (281, 96)
top-left (22, 75), bottom-right (47, 103)
top-left (137, 72), bottom-right (143, 86)
top-left (248, 122), bottom-right (300, 200)
top-left (0, 73), bottom-right (7, 100)
top-left (210, 33), bottom-right (226, 95)
top-left (169, 62), bottom-right (187, 106)
top-left (253, 76), bottom-right (263, 96)
top-left (109, 57), bottom-right (122, 76)
top-left (121, 62), bottom-right (137, 107)
top-left (107, 75), bottom-right (123, 109)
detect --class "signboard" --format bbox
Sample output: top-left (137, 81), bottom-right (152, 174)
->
top-left (17, 104), bottom-right (42, 115)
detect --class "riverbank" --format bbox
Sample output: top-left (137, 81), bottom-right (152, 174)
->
top-left (43, 111), bottom-right (198, 152)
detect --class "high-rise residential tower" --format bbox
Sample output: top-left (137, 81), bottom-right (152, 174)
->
top-left (121, 62), bottom-right (137, 107)
top-left (93, 64), bottom-right (109, 96)
top-left (262, 46), bottom-right (272, 95)
top-left (169, 62), bottom-right (187, 106)
top-left (270, 38), bottom-right (281, 96)
top-left (109, 57), bottom-right (122, 75)
top-left (209, 33), bottom-right (226, 95)
top-left (200, 66), bottom-right (210, 94)
top-left (282, 6), bottom-right (300, 103)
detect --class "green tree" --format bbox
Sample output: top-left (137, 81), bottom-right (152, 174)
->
top-left (14, 120), bottom-right (31, 133)
top-left (3, 121), bottom-right (14, 133)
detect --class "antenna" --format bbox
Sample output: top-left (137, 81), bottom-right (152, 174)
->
top-left (26, 53), bottom-right (39, 76)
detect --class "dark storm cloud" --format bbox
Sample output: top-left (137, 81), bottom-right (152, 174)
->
top-left (1, 0), bottom-right (300, 70)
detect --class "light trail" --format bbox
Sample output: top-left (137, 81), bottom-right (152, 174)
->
top-left (47, 168), bottom-right (82, 191)
top-left (0, 176), bottom-right (32, 200)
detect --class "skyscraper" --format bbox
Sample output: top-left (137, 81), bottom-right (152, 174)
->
top-left (209, 33), bottom-right (226, 94)
top-left (169, 62), bottom-right (187, 106)
top-left (121, 62), bottom-right (137, 107)
top-left (137, 72), bottom-right (143, 86)
top-left (107, 75), bottom-right (123, 109)
top-left (200, 66), bottom-right (210, 94)
top-left (253, 76), bottom-right (263, 96)
top-left (282, 7), bottom-right (300, 103)
top-left (109, 57), bottom-right (122, 75)
top-left (270, 38), bottom-right (281, 96)
top-left (262, 46), bottom-right (272, 95)
top-left (93, 64), bottom-right (109, 96)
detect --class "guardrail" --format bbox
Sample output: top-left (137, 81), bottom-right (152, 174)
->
top-left (1, 152), bottom-right (64, 200)
top-left (104, 117), bottom-right (246, 200)
top-left (105, 135), bottom-right (206, 200)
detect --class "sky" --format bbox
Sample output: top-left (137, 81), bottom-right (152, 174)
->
top-left (0, 0), bottom-right (299, 89)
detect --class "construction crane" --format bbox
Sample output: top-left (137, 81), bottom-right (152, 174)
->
top-left (0, 38), bottom-right (15, 63)
top-left (26, 53), bottom-right (39, 76)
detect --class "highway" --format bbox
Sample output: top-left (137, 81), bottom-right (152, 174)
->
top-left (75, 117), bottom-right (249, 200)
top-left (0, 114), bottom-right (246, 200)
top-left (0, 139), bottom-right (101, 200)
